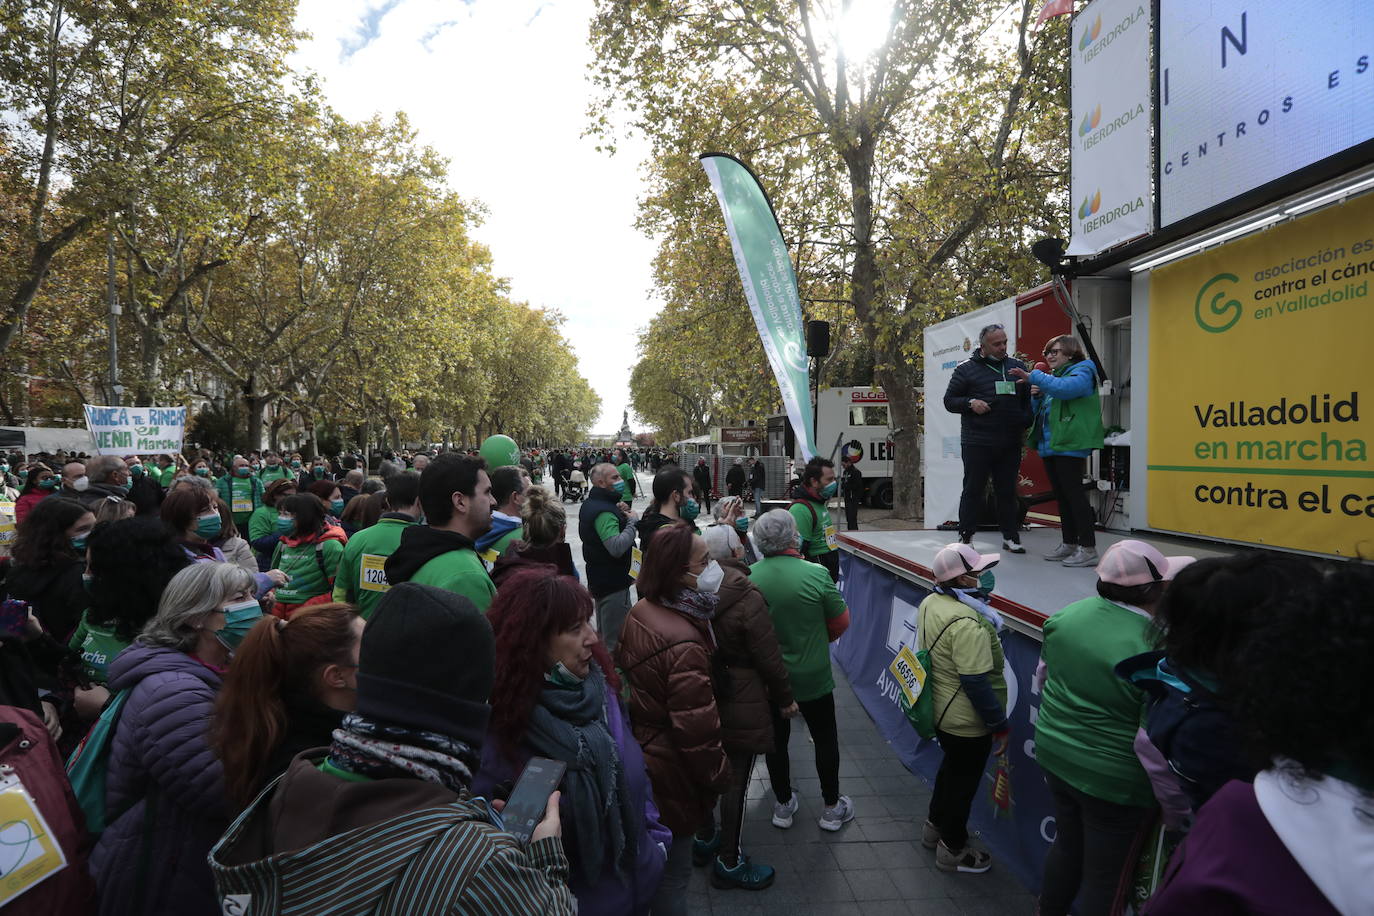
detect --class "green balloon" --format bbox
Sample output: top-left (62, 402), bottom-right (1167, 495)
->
top-left (479, 434), bottom-right (519, 469)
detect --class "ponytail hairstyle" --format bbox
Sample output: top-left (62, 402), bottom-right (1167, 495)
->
top-left (520, 485), bottom-right (565, 548)
top-left (648, 467), bottom-right (691, 515)
top-left (211, 602), bottom-right (360, 808)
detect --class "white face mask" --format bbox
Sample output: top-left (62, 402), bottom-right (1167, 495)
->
top-left (694, 559), bottom-right (725, 595)
top-left (72, 475), bottom-right (89, 492)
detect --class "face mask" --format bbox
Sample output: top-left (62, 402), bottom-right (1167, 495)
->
top-left (18, 470), bottom-right (27, 480)
top-left (611, 479), bottom-right (625, 494)
top-left (330, 498), bottom-right (345, 513)
top-left (820, 480), bottom-right (838, 499)
top-left (734, 516), bottom-right (749, 535)
top-left (694, 559), bottom-right (724, 595)
top-left (0, 464), bottom-right (8, 473)
top-left (38, 478), bottom-right (57, 490)
top-left (194, 467), bottom-right (209, 476)
top-left (72, 476), bottom-right (89, 492)
top-left (215, 599), bottom-right (263, 651)
top-left (121, 478), bottom-right (133, 492)
top-left (547, 661), bottom-right (585, 688)
top-left (680, 497), bottom-right (700, 521)
top-left (250, 462), bottom-right (260, 470)
top-left (235, 467), bottom-right (252, 478)
top-left (312, 467), bottom-right (325, 478)
top-left (195, 512), bottom-right (223, 540)
top-left (291, 461), bottom-right (301, 469)
top-left (275, 515), bottom-right (293, 534)
top-left (130, 464), bottom-right (143, 477)
top-left (70, 534), bottom-right (88, 551)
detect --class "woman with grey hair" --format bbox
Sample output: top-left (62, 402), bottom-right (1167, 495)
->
top-left (89, 561), bottom-right (263, 915)
top-left (710, 496), bottom-right (757, 563)
top-left (747, 509), bottom-right (854, 833)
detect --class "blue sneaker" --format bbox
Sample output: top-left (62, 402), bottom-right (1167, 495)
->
top-left (711, 855), bottom-right (776, 890)
top-left (691, 827), bottom-right (721, 867)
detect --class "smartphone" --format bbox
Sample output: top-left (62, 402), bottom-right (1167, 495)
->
top-left (500, 756), bottom-right (566, 846)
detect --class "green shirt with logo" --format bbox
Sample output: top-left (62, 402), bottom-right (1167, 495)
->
top-left (68, 612), bottom-right (131, 684)
top-left (332, 516), bottom-right (416, 620)
top-left (789, 498), bottom-right (837, 557)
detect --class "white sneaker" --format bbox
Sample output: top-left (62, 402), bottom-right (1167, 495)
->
top-left (1062, 546), bottom-right (1100, 568)
top-left (818, 795), bottom-right (855, 831)
top-left (771, 790), bottom-right (800, 829)
top-left (1002, 539), bottom-right (1025, 554)
top-left (1044, 543), bottom-right (1075, 561)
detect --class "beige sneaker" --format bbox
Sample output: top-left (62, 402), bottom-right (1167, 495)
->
top-left (935, 841), bottom-right (992, 873)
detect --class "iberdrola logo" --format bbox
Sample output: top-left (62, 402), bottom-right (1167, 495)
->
top-left (1078, 104), bottom-right (1101, 136)
top-left (1078, 15), bottom-right (1101, 50)
top-left (1078, 190), bottom-right (1102, 221)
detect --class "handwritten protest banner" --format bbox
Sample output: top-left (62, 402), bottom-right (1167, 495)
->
top-left (82, 405), bottom-right (186, 457)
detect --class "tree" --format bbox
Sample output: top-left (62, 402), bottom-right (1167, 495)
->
top-left (590, 0), bottom-right (1068, 515)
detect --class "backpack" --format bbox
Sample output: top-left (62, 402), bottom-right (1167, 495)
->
top-left (892, 617), bottom-right (962, 739)
top-left (66, 688), bottom-right (131, 835)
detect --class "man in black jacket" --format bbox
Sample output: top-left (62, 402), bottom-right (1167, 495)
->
top-left (942, 323), bottom-right (1031, 552)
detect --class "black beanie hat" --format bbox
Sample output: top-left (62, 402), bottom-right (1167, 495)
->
top-left (356, 582), bottom-right (494, 746)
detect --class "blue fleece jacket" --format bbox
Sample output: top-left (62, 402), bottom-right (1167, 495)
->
top-left (1029, 360), bottom-right (1098, 458)
top-left (474, 514), bottom-right (522, 553)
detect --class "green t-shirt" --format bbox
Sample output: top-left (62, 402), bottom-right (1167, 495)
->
top-left (410, 547), bottom-right (496, 613)
top-left (917, 593), bottom-right (1007, 737)
top-left (1034, 595), bottom-right (1155, 807)
top-left (332, 516), bottom-right (415, 620)
top-left (748, 554), bottom-right (847, 701)
top-left (259, 464), bottom-right (294, 485)
top-left (594, 511), bottom-right (621, 543)
top-left (789, 498), bottom-right (836, 556)
top-left (218, 474), bottom-right (263, 524)
top-left (271, 536), bottom-right (346, 606)
top-left (67, 612), bottom-right (131, 685)
top-left (247, 505), bottom-right (279, 543)
top-left (617, 463), bottom-right (635, 496)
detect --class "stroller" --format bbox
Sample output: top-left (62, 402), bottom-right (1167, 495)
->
top-left (563, 470), bottom-right (585, 503)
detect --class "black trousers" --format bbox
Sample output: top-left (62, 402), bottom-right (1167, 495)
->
top-left (697, 750), bottom-right (755, 867)
top-left (806, 550), bottom-right (840, 583)
top-left (1038, 771), bottom-right (1152, 916)
top-left (844, 495), bottom-right (860, 530)
top-left (1042, 455), bottom-right (1096, 548)
top-left (958, 443), bottom-right (1021, 541)
top-left (766, 692), bottom-right (840, 807)
top-left (927, 729), bottom-right (992, 850)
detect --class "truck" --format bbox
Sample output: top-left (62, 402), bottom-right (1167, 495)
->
top-left (814, 386), bottom-right (898, 510)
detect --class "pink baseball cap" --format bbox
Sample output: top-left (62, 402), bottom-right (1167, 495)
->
top-left (932, 543), bottom-right (1000, 583)
top-left (1097, 539), bottom-right (1196, 587)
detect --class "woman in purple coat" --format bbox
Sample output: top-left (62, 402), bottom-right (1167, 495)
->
top-left (89, 561), bottom-right (262, 915)
top-left (476, 566), bottom-right (671, 915)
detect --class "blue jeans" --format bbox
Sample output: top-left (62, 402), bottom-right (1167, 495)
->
top-left (752, 487), bottom-right (765, 516)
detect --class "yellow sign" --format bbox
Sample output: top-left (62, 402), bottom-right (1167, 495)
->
top-left (887, 646), bottom-right (927, 708)
top-left (358, 554), bottom-right (390, 594)
top-left (1148, 193), bottom-right (1374, 556)
top-left (0, 775), bottom-right (68, 907)
top-left (628, 546), bottom-right (642, 580)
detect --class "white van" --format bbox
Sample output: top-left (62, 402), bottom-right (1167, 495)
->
top-left (815, 386), bottom-right (896, 509)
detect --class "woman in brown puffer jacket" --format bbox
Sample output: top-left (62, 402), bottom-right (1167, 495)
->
top-left (616, 525), bottom-right (731, 916)
top-left (691, 525), bottom-right (797, 891)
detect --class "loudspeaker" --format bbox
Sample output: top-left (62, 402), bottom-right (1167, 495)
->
top-left (806, 320), bottom-right (830, 358)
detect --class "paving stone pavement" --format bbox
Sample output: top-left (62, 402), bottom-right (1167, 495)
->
top-left (685, 664), bottom-right (1038, 916)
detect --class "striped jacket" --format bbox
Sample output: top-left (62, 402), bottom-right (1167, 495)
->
top-left (209, 754), bottom-right (576, 915)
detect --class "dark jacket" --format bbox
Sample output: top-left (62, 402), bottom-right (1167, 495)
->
top-left (210, 750), bottom-right (577, 914)
top-left (77, 480), bottom-right (130, 511)
top-left (636, 511), bottom-right (690, 556)
top-left (692, 463), bottom-right (713, 498)
top-left (258, 694), bottom-right (345, 801)
top-left (748, 461), bottom-right (765, 490)
top-left (725, 463), bottom-right (746, 496)
top-left (714, 559), bottom-right (792, 752)
top-left (7, 559), bottom-right (87, 641)
top-left (942, 347), bottom-right (1032, 447)
top-left (126, 474), bottom-right (163, 516)
top-left (578, 486), bottom-right (632, 599)
top-left (0, 708), bottom-right (96, 916)
top-left (90, 642), bottom-right (227, 916)
top-left (615, 597), bottom-right (730, 834)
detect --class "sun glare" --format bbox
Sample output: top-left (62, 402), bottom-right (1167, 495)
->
top-left (837, 0), bottom-right (897, 62)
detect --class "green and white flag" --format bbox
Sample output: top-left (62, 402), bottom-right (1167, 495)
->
top-left (699, 153), bottom-right (815, 460)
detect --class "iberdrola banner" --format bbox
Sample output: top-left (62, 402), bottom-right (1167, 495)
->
top-left (700, 153), bottom-right (816, 460)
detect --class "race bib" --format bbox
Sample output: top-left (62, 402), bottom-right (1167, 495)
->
top-left (479, 548), bottom-right (500, 568)
top-left (0, 522), bottom-right (14, 545)
top-left (824, 523), bottom-right (839, 551)
top-left (995, 380), bottom-right (1016, 395)
top-left (0, 501), bottom-right (14, 515)
top-left (0, 770), bottom-right (68, 907)
top-left (359, 554), bottom-right (390, 594)
top-left (629, 546), bottom-right (643, 579)
top-left (231, 497), bottom-right (253, 514)
top-left (887, 646), bottom-right (928, 708)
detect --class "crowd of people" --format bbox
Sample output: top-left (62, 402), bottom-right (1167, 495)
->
top-left (0, 438), bottom-right (865, 916)
top-left (0, 427), bottom-right (1366, 916)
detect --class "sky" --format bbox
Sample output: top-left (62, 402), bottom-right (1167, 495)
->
top-left (291, 0), bottom-right (659, 435)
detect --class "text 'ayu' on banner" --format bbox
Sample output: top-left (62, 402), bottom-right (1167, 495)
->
top-left (700, 153), bottom-right (816, 460)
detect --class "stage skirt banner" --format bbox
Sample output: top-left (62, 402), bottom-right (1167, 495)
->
top-left (832, 551), bottom-right (1055, 893)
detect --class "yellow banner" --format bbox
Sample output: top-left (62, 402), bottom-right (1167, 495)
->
top-left (1148, 194), bottom-right (1374, 557)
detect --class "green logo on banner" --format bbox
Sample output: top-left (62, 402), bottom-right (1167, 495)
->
top-left (1195, 273), bottom-right (1242, 333)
